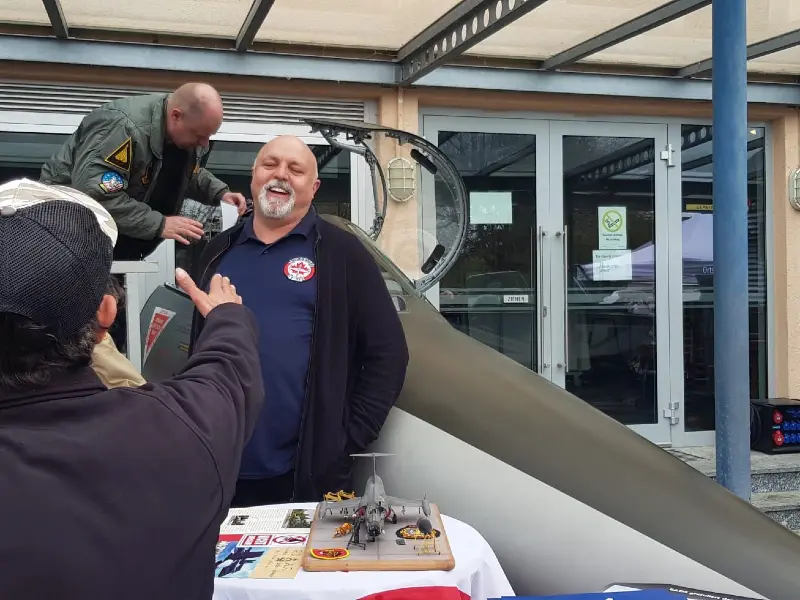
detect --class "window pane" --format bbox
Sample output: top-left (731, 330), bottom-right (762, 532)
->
top-left (563, 135), bottom-right (658, 426)
top-left (0, 131), bottom-right (67, 181)
top-left (681, 125), bottom-right (769, 431)
top-left (436, 131), bottom-right (539, 372)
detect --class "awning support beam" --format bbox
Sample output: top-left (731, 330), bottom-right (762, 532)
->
top-left (397, 0), bottom-right (550, 86)
top-left (41, 0), bottom-right (69, 39)
top-left (541, 0), bottom-right (710, 71)
top-left (2, 35), bottom-right (798, 105)
top-left (679, 27), bottom-right (800, 77)
top-left (235, 0), bottom-right (276, 52)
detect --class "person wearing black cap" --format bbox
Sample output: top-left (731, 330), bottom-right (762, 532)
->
top-left (0, 179), bottom-right (264, 599)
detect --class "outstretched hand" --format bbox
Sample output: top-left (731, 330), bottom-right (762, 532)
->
top-left (175, 268), bottom-right (242, 318)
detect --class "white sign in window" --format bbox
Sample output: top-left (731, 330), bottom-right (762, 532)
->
top-left (597, 206), bottom-right (627, 250)
top-left (592, 249), bottom-right (633, 281)
top-left (470, 191), bottom-right (513, 225)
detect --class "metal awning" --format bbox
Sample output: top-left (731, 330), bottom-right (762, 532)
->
top-left (1, 0), bottom-right (799, 101)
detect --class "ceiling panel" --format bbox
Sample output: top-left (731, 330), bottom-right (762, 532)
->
top-left (586, 3), bottom-right (713, 68)
top-left (465, 0), bottom-right (676, 59)
top-left (254, 0), bottom-right (462, 49)
top-left (2, 0), bottom-right (798, 77)
top-left (58, 0), bottom-right (252, 37)
top-left (0, 0), bottom-right (51, 26)
top-left (587, 0), bottom-right (800, 70)
top-left (749, 44), bottom-right (800, 74)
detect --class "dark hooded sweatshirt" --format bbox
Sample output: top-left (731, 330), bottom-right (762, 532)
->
top-left (0, 303), bottom-right (264, 600)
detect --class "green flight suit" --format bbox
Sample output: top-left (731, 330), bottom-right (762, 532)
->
top-left (40, 93), bottom-right (229, 260)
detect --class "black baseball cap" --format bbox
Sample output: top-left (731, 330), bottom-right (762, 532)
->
top-left (0, 179), bottom-right (119, 340)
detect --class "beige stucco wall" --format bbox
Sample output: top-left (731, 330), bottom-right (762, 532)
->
top-left (1, 62), bottom-right (798, 395)
top-left (769, 109), bottom-right (800, 396)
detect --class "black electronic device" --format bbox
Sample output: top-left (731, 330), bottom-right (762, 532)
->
top-left (750, 398), bottom-right (800, 454)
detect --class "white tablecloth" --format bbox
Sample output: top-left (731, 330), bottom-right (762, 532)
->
top-left (213, 502), bottom-right (514, 600)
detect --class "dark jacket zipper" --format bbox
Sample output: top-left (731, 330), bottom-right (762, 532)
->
top-left (291, 231), bottom-right (322, 500)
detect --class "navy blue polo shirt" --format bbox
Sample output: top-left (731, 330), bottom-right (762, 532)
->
top-left (216, 208), bottom-right (318, 479)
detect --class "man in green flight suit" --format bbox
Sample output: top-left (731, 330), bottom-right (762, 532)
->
top-left (40, 82), bottom-right (247, 262)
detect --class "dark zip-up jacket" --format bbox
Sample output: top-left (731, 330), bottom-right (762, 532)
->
top-left (40, 93), bottom-right (230, 260)
top-left (189, 210), bottom-right (409, 500)
top-left (0, 303), bottom-right (264, 599)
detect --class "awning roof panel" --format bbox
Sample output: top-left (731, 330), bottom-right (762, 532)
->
top-left (253, 0), bottom-right (462, 50)
top-left (467, 0), bottom-right (675, 60)
top-left (750, 44), bottom-right (800, 74)
top-left (1, 0), bottom-right (50, 26)
top-left (587, 0), bottom-right (800, 70)
top-left (58, 0), bottom-right (252, 38)
top-left (2, 0), bottom-right (800, 89)
top-left (587, 4), bottom-right (713, 68)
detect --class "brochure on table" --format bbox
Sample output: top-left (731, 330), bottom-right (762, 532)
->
top-left (215, 505), bottom-right (314, 580)
top-left (603, 583), bottom-right (760, 600)
top-left (495, 592), bottom-right (681, 599)
top-left (492, 583), bottom-right (762, 600)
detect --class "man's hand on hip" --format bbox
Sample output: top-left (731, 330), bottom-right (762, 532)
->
top-left (161, 216), bottom-right (204, 245)
top-left (175, 269), bottom-right (242, 318)
top-left (221, 192), bottom-right (248, 215)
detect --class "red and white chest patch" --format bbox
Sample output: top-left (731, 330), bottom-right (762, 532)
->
top-left (284, 257), bottom-right (316, 282)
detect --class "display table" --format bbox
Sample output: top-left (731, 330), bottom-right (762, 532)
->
top-left (213, 502), bottom-right (514, 600)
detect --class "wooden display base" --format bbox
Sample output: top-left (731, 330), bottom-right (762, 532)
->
top-left (302, 502), bottom-right (455, 572)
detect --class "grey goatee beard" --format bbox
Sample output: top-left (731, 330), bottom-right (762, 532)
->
top-left (257, 179), bottom-right (295, 219)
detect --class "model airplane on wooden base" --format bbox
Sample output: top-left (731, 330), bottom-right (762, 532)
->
top-left (320, 453), bottom-right (430, 550)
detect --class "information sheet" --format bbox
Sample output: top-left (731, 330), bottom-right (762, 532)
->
top-left (215, 505), bottom-right (316, 579)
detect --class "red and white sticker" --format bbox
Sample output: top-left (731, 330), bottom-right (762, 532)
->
top-left (143, 307), bottom-right (176, 362)
top-left (235, 533), bottom-right (308, 547)
top-left (284, 257), bottom-right (316, 282)
top-left (271, 534), bottom-right (308, 545)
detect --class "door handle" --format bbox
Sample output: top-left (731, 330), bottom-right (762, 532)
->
top-left (561, 226), bottom-right (569, 370)
top-left (537, 225), bottom-right (546, 372)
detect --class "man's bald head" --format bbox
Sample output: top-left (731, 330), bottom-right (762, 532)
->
top-left (251, 135), bottom-right (321, 223)
top-left (255, 136), bottom-right (319, 177)
top-left (164, 82), bottom-right (223, 150)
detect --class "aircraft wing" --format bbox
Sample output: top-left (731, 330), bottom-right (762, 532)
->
top-left (387, 496), bottom-right (431, 516)
top-left (320, 497), bottom-right (362, 515)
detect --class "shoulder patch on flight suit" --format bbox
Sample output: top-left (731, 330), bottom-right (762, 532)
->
top-left (99, 171), bottom-right (125, 194)
top-left (104, 137), bottom-right (133, 172)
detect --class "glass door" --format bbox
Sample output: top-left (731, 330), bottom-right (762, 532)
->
top-left (548, 121), bottom-right (672, 444)
top-left (422, 116), bottom-right (551, 374)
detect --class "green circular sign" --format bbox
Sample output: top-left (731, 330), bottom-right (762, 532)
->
top-left (601, 209), bottom-right (623, 233)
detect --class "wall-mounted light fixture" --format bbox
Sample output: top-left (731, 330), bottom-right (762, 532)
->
top-left (790, 167), bottom-right (800, 211)
top-left (387, 156), bottom-right (416, 202)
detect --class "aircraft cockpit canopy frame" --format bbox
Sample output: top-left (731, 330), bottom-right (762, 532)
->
top-left (305, 118), bottom-right (468, 294)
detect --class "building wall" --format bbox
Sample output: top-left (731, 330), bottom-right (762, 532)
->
top-left (2, 61), bottom-right (800, 398)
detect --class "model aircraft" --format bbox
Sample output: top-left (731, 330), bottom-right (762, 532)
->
top-left (320, 452), bottom-right (430, 549)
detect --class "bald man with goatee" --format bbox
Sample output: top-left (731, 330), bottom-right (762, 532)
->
top-left (188, 135), bottom-right (409, 506)
top-left (41, 82), bottom-right (248, 262)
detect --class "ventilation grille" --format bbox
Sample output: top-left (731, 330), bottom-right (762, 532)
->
top-left (0, 82), bottom-right (365, 123)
